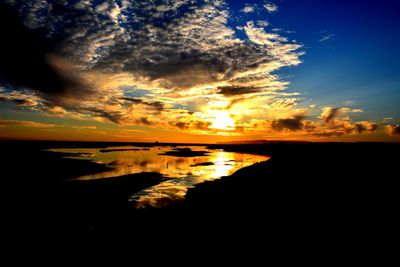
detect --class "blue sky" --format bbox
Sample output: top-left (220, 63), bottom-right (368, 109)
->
top-left (231, 0), bottom-right (400, 119)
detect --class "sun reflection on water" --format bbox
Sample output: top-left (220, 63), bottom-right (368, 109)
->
top-left (49, 146), bottom-right (269, 208)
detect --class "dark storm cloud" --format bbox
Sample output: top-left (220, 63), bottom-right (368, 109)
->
top-left (79, 104), bottom-right (160, 125)
top-left (9, 98), bottom-right (35, 106)
top-left (217, 86), bottom-right (261, 96)
top-left (271, 115), bottom-right (305, 131)
top-left (0, 90), bottom-right (39, 107)
top-left (0, 96), bottom-right (35, 106)
top-left (194, 121), bottom-right (213, 130)
top-left (354, 122), bottom-right (378, 133)
top-left (175, 122), bottom-right (189, 130)
top-left (83, 107), bottom-right (123, 124)
top-left (121, 97), bottom-right (164, 113)
top-left (137, 117), bottom-right (153, 126)
top-left (172, 121), bottom-right (212, 130)
top-left (0, 2), bottom-right (93, 100)
top-left (120, 97), bottom-right (143, 105)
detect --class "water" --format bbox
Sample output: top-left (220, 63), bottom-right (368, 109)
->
top-left (49, 146), bottom-right (270, 208)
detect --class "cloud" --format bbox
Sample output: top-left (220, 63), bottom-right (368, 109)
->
top-left (137, 117), bottom-right (153, 126)
top-left (271, 115), bottom-right (305, 131)
top-left (241, 4), bottom-right (256, 14)
top-left (244, 21), bottom-right (288, 45)
top-left (95, 2), bottom-right (109, 13)
top-left (120, 129), bottom-right (148, 134)
top-left (353, 122), bottom-right (378, 133)
top-left (0, 3), bottom-right (94, 101)
top-left (312, 107), bottom-right (377, 136)
top-left (0, 119), bottom-right (55, 128)
top-left (386, 125), bottom-right (400, 135)
top-left (0, 1), bottom-right (383, 140)
top-left (173, 120), bottom-right (212, 131)
top-left (217, 86), bottom-right (262, 96)
top-left (269, 98), bottom-right (298, 109)
top-left (0, 0), bottom-right (305, 131)
top-left (20, 0), bottom-right (387, 140)
top-left (71, 125), bottom-right (96, 130)
top-left (0, 91), bottom-right (39, 107)
top-left (325, 120), bottom-right (378, 136)
top-left (383, 117), bottom-right (393, 122)
top-left (250, 107), bottom-right (378, 137)
top-left (319, 34), bottom-right (335, 42)
top-left (257, 20), bottom-right (269, 27)
top-left (264, 118), bottom-right (377, 138)
top-left (120, 97), bottom-right (164, 113)
top-left (320, 107), bottom-right (343, 124)
top-left (264, 2), bottom-right (278, 13)
top-left (45, 106), bottom-right (68, 115)
top-left (82, 107), bottom-right (123, 124)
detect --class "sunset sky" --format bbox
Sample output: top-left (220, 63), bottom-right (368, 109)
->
top-left (0, 0), bottom-right (399, 143)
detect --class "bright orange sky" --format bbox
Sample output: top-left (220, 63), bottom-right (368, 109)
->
top-left (0, 117), bottom-right (398, 143)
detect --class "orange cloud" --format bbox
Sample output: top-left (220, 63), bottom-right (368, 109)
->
top-left (386, 125), bottom-right (400, 135)
top-left (0, 120), bottom-right (55, 128)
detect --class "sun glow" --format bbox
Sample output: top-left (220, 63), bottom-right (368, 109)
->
top-left (210, 111), bottom-right (235, 130)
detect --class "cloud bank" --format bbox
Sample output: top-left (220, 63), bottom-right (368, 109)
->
top-left (387, 125), bottom-right (400, 135)
top-left (0, 1), bottom-right (382, 139)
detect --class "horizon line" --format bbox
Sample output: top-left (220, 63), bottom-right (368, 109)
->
top-left (1, 137), bottom-right (398, 144)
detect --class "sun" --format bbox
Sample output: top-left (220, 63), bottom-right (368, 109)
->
top-left (210, 111), bottom-right (235, 130)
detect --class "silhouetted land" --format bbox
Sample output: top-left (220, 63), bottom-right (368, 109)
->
top-left (1, 140), bottom-right (398, 244)
top-left (158, 147), bottom-right (210, 157)
top-left (99, 148), bottom-right (142, 152)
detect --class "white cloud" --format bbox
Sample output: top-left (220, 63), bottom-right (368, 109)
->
top-left (319, 34), bottom-right (335, 42)
top-left (95, 2), bottom-right (109, 13)
top-left (241, 4), bottom-right (256, 13)
top-left (264, 2), bottom-right (278, 13)
top-left (257, 20), bottom-right (269, 27)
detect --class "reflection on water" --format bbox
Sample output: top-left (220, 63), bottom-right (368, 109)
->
top-left (49, 146), bottom-right (269, 208)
